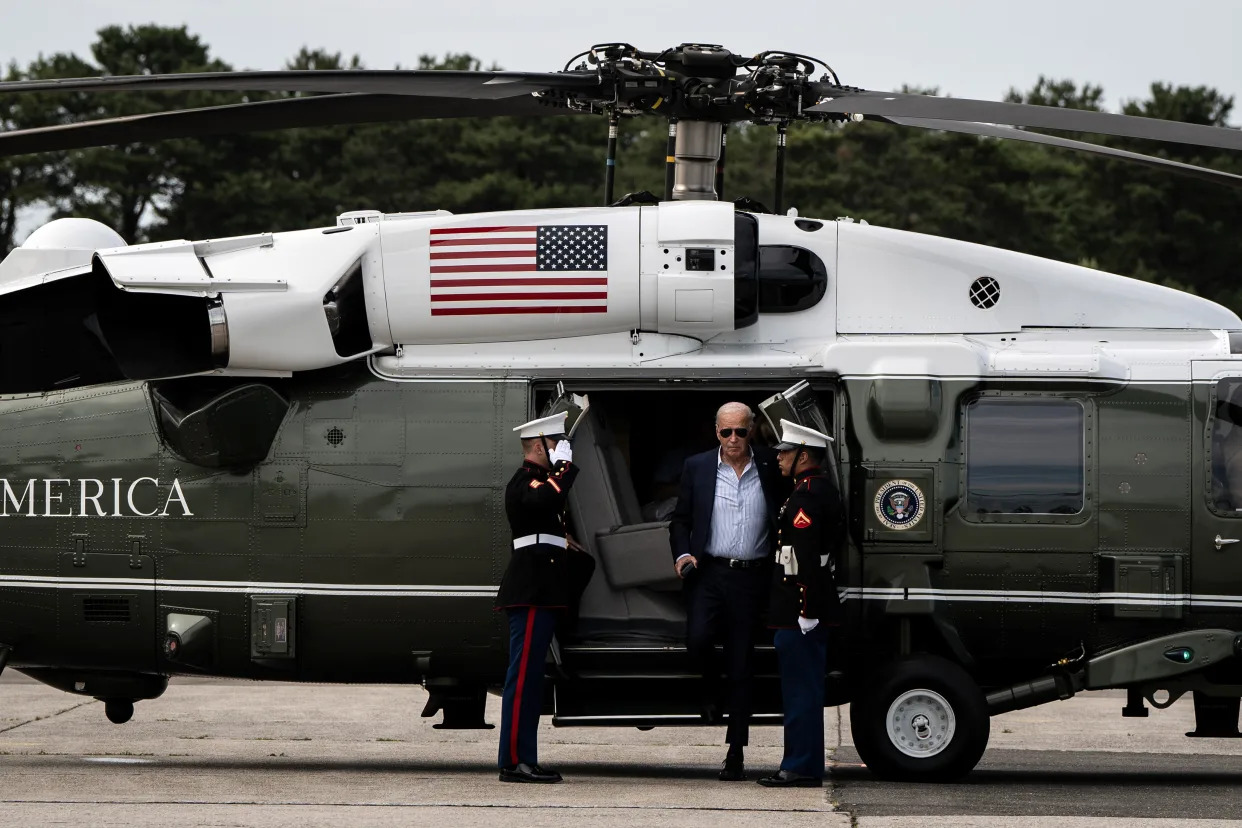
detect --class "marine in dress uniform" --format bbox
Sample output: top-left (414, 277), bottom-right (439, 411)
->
top-left (495, 412), bottom-right (593, 784)
top-left (757, 420), bottom-right (844, 788)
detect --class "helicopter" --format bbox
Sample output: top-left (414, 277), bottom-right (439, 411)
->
top-left (0, 41), bottom-right (1241, 782)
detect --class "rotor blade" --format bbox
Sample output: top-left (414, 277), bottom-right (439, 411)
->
top-left (0, 69), bottom-right (603, 99)
top-left (809, 87), bottom-right (1242, 152)
top-left (876, 116), bottom-right (1242, 189)
top-left (0, 93), bottom-right (583, 157)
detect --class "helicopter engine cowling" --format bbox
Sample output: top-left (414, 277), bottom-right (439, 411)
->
top-left (90, 223), bottom-right (390, 375)
top-left (77, 202), bottom-right (746, 380)
top-left (377, 201), bottom-right (743, 346)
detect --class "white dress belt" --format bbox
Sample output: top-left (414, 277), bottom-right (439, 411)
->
top-left (513, 534), bottom-right (567, 549)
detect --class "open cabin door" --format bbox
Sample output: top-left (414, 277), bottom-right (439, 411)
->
top-left (758, 380), bottom-right (841, 492)
top-left (539, 382), bottom-right (590, 439)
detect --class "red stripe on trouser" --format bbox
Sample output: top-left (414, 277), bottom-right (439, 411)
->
top-left (510, 606), bottom-right (537, 765)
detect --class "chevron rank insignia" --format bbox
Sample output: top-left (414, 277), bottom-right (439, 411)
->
top-left (793, 509), bottom-right (812, 528)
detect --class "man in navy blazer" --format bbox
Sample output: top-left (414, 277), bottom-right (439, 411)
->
top-left (669, 402), bottom-right (785, 781)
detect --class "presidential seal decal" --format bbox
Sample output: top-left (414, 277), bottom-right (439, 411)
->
top-left (874, 479), bottom-right (925, 530)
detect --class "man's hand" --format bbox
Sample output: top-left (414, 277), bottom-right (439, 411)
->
top-left (675, 555), bottom-right (698, 578)
top-left (549, 440), bottom-right (573, 465)
top-left (566, 534), bottom-right (586, 553)
top-left (797, 617), bottom-right (820, 634)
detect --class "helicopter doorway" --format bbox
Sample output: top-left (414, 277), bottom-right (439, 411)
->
top-left (536, 379), bottom-right (840, 644)
top-left (536, 379), bottom-right (839, 726)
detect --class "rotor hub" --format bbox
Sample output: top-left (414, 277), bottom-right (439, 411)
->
top-left (559, 42), bottom-right (839, 124)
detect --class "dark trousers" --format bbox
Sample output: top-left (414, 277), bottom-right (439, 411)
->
top-left (774, 625), bottom-right (829, 778)
top-left (685, 559), bottom-right (769, 747)
top-left (498, 606), bottom-right (558, 769)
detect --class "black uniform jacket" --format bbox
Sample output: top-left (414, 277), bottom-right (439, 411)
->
top-left (768, 467), bottom-right (845, 628)
top-left (495, 458), bottom-right (581, 609)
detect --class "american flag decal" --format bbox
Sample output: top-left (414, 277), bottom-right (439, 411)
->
top-left (429, 224), bottom-right (608, 316)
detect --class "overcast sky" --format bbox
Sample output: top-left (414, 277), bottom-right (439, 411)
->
top-left (1, 0), bottom-right (1239, 115)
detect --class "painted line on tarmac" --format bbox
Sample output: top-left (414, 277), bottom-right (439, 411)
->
top-left (0, 799), bottom-right (833, 813)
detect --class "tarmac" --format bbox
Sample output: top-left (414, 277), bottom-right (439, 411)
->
top-left (3, 670), bottom-right (1242, 827)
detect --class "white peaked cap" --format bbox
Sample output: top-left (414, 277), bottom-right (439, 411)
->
top-left (774, 418), bottom-right (833, 450)
top-left (514, 411), bottom-right (568, 440)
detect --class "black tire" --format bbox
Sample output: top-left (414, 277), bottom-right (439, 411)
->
top-left (849, 654), bottom-right (989, 782)
top-left (104, 699), bottom-right (134, 724)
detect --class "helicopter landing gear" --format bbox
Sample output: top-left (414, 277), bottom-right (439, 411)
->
top-left (421, 686), bottom-right (494, 730)
top-left (1186, 692), bottom-right (1242, 738)
top-left (850, 654), bottom-right (990, 782)
top-left (104, 699), bottom-right (135, 724)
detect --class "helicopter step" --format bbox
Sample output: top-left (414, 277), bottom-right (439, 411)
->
top-left (550, 643), bottom-right (784, 728)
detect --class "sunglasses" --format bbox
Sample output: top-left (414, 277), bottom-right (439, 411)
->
top-left (718, 427), bottom-right (750, 439)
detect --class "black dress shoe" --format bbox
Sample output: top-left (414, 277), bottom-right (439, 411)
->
top-left (499, 763), bottom-right (563, 783)
top-left (718, 754), bottom-right (746, 781)
top-left (756, 769), bottom-right (822, 788)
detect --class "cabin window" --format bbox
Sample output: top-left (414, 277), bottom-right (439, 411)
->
top-left (757, 245), bottom-right (827, 313)
top-left (965, 399), bottom-right (1084, 516)
top-left (1210, 378), bottom-right (1242, 512)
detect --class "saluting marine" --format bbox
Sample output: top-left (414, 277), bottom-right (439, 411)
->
top-left (495, 411), bottom-right (593, 784)
top-left (758, 419), bottom-right (844, 788)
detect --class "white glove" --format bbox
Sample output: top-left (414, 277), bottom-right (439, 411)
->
top-left (549, 440), bottom-right (573, 465)
top-left (798, 617), bottom-right (820, 634)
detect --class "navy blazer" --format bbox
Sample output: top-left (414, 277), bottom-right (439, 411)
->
top-left (669, 446), bottom-right (786, 563)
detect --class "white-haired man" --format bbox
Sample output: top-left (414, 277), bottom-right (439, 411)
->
top-left (669, 401), bottom-right (783, 780)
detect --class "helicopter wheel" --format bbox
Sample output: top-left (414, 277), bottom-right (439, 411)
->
top-left (849, 654), bottom-right (989, 782)
top-left (104, 699), bottom-right (135, 724)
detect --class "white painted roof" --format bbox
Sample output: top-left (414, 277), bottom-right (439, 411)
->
top-left (834, 220), bottom-right (1242, 334)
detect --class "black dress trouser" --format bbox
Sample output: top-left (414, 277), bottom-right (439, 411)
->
top-left (684, 558), bottom-right (769, 747)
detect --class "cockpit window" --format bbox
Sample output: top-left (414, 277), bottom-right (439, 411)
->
top-left (758, 245), bottom-right (827, 313)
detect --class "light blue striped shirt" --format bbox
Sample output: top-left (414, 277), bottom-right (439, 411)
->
top-left (706, 449), bottom-right (769, 561)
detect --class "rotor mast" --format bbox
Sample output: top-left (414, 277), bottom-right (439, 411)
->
top-left (671, 120), bottom-right (723, 201)
top-left (579, 44), bottom-right (823, 207)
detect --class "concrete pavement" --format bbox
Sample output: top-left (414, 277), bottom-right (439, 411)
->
top-left (2, 671), bottom-right (1242, 826)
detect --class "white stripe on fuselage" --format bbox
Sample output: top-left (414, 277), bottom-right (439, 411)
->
top-left (1, 575), bottom-right (1240, 608)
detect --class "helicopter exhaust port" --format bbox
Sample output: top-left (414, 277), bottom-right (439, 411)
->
top-left (89, 225), bottom-right (391, 374)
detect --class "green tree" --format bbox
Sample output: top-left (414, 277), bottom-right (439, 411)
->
top-left (0, 53), bottom-right (98, 255)
top-left (48, 25), bottom-right (238, 243)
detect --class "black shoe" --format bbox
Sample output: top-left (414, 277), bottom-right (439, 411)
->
top-left (499, 763), bottom-right (563, 783)
top-left (718, 751), bottom-right (746, 781)
top-left (756, 769), bottom-right (822, 788)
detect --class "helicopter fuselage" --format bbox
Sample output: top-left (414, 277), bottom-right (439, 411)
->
top-left (2, 202), bottom-right (1241, 776)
